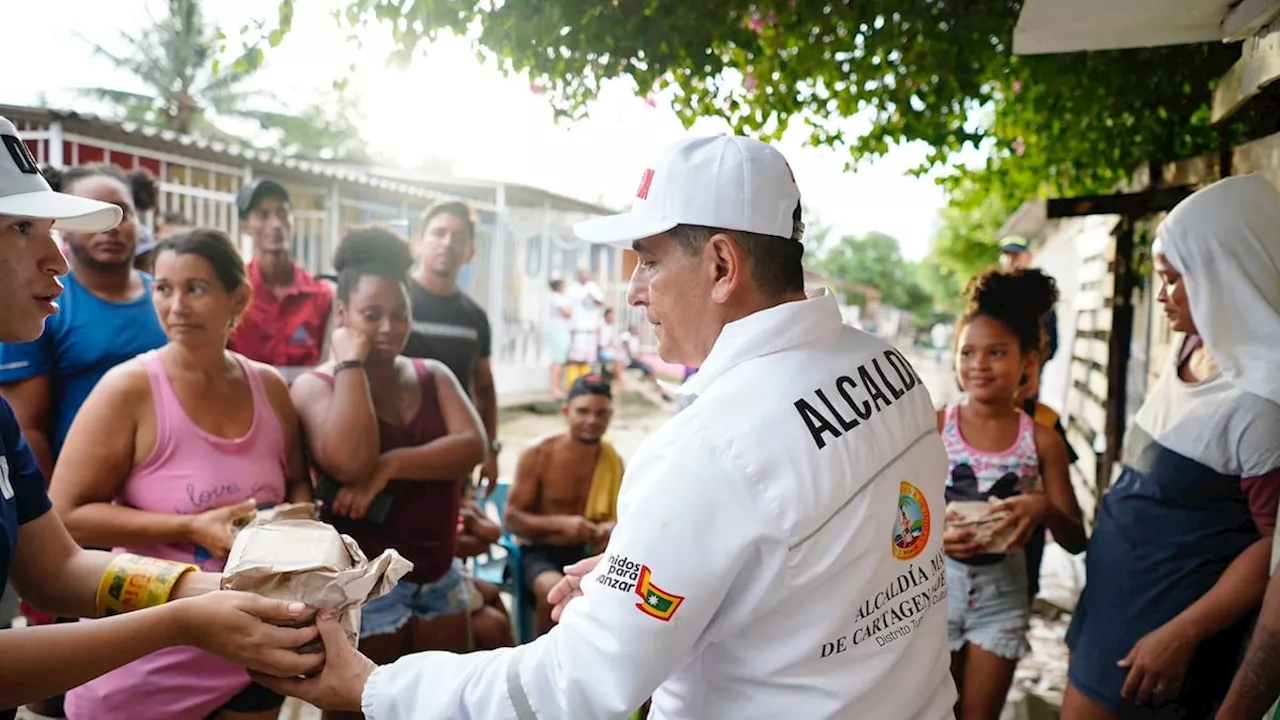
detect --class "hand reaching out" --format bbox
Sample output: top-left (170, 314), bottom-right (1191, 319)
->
top-left (547, 554), bottom-right (604, 624)
top-left (179, 591), bottom-right (323, 678)
top-left (250, 610), bottom-right (374, 712)
top-left (187, 499), bottom-right (258, 559)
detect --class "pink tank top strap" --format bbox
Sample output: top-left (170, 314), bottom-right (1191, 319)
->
top-left (943, 402), bottom-right (960, 432)
top-left (237, 355), bottom-right (274, 422)
top-left (938, 402), bottom-right (961, 455)
top-left (1016, 407), bottom-right (1039, 458)
top-left (1017, 407), bottom-right (1035, 436)
top-left (235, 353), bottom-right (286, 455)
top-left (140, 350), bottom-right (176, 462)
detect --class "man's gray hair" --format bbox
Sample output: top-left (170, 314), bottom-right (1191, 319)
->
top-left (668, 224), bottom-right (806, 296)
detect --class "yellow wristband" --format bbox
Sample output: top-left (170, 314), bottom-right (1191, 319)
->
top-left (95, 553), bottom-right (200, 618)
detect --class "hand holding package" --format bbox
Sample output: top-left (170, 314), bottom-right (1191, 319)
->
top-left (221, 502), bottom-right (413, 645)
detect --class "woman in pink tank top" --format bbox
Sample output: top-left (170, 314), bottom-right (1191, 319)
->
top-left (49, 228), bottom-right (312, 720)
top-left (291, 227), bottom-right (486, 720)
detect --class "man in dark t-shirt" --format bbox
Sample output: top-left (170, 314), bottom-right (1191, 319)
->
top-left (403, 201), bottom-right (500, 497)
top-left (403, 284), bottom-right (490, 393)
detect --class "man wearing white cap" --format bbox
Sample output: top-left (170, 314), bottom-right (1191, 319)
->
top-left (0, 117), bottom-right (325, 715)
top-left (263, 135), bottom-right (957, 719)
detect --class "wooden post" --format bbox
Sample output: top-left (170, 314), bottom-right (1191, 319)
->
top-left (1046, 175), bottom-right (1196, 496)
top-left (1101, 218), bottom-right (1137, 492)
top-left (1211, 23), bottom-right (1280, 123)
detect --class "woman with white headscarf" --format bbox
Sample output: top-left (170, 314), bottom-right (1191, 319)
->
top-left (1061, 174), bottom-right (1280, 720)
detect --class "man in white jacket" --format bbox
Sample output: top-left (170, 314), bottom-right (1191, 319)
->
top-left (260, 134), bottom-right (957, 720)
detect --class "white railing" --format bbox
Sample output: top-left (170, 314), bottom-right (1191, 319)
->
top-left (159, 183), bottom-right (238, 238)
top-left (293, 210), bottom-right (328, 277)
top-left (611, 284), bottom-right (658, 357)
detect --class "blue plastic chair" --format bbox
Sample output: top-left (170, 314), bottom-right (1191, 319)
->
top-left (471, 478), bottom-right (535, 644)
top-left (472, 480), bottom-right (514, 585)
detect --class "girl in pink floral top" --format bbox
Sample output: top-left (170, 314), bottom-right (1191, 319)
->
top-left (940, 268), bottom-right (1085, 720)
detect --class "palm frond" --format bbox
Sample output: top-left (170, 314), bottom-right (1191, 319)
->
top-left (205, 88), bottom-right (268, 116)
top-left (199, 61), bottom-right (260, 98)
top-left (228, 107), bottom-right (307, 131)
top-left (82, 29), bottom-right (180, 98)
top-left (184, 114), bottom-right (240, 144)
top-left (120, 105), bottom-right (157, 125)
top-left (71, 0), bottom-right (366, 160)
top-left (75, 87), bottom-right (158, 108)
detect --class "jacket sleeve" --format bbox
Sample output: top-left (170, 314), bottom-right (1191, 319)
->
top-left (361, 437), bottom-right (777, 720)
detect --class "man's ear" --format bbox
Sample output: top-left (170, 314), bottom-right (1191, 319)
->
top-left (706, 232), bottom-right (745, 304)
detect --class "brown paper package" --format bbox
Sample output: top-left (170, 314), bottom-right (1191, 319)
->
top-left (221, 503), bottom-right (414, 650)
top-left (945, 499), bottom-right (1016, 554)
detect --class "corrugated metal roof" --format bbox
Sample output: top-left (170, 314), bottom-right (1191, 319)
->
top-left (0, 104), bottom-right (466, 202)
top-left (319, 163), bottom-right (620, 216)
top-left (0, 103), bottom-right (618, 215)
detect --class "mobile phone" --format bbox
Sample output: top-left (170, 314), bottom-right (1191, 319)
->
top-left (314, 474), bottom-right (393, 525)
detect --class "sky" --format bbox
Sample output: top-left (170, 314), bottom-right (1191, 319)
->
top-left (2, 0), bottom-right (962, 260)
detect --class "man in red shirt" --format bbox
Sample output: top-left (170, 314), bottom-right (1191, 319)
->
top-left (228, 180), bottom-right (333, 380)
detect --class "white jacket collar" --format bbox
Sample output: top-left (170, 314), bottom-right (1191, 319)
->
top-left (678, 289), bottom-right (841, 397)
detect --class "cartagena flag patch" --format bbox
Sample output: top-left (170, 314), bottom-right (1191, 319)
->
top-left (634, 565), bottom-right (684, 622)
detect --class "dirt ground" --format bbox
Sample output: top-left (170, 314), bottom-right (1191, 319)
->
top-left (496, 384), bottom-right (677, 476)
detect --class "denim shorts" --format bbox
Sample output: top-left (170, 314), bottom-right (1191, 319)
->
top-left (946, 553), bottom-right (1031, 660)
top-left (360, 559), bottom-right (469, 638)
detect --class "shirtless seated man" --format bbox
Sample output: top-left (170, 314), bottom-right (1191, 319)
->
top-left (504, 375), bottom-right (623, 636)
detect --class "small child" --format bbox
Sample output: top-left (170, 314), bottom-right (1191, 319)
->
top-left (940, 268), bottom-right (1087, 720)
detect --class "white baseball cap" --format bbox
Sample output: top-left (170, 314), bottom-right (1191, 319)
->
top-left (0, 116), bottom-right (123, 233)
top-left (574, 134), bottom-right (803, 247)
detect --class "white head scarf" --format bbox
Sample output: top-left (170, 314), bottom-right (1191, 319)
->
top-left (1155, 173), bottom-right (1280, 406)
